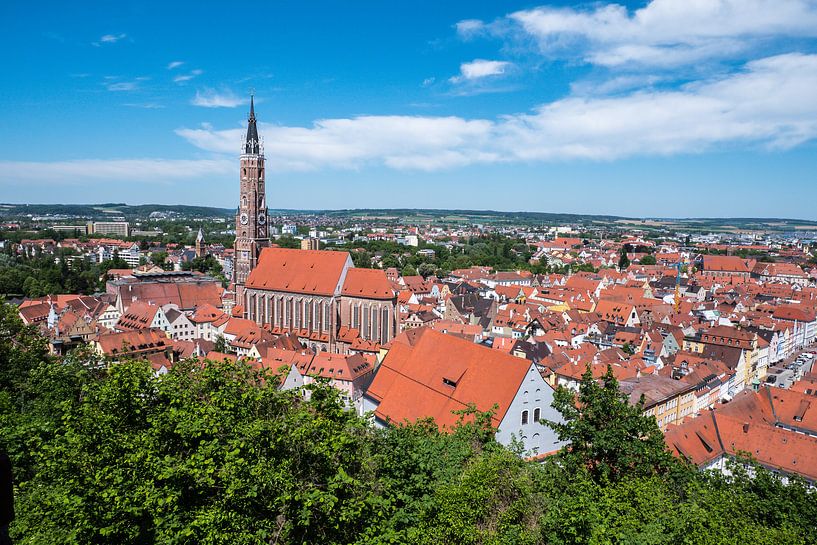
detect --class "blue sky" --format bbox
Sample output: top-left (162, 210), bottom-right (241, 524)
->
top-left (2, 0), bottom-right (817, 219)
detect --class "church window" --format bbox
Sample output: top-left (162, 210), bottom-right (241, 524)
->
top-left (521, 410), bottom-right (529, 425)
top-left (362, 305), bottom-right (369, 337)
top-left (304, 300), bottom-right (310, 328)
top-left (534, 408), bottom-right (541, 422)
top-left (381, 308), bottom-right (389, 344)
top-left (352, 305), bottom-right (359, 329)
top-left (324, 302), bottom-right (330, 331)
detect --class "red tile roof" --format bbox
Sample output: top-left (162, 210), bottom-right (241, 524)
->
top-left (306, 352), bottom-right (374, 381)
top-left (341, 268), bottom-right (395, 300)
top-left (703, 255), bottom-right (750, 274)
top-left (366, 327), bottom-right (533, 429)
top-left (246, 248), bottom-right (351, 296)
top-left (119, 282), bottom-right (223, 310)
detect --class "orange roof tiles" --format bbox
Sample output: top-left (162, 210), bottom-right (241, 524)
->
top-left (702, 255), bottom-right (750, 274)
top-left (246, 247), bottom-right (351, 296)
top-left (341, 268), bottom-right (395, 300)
top-left (367, 328), bottom-right (533, 429)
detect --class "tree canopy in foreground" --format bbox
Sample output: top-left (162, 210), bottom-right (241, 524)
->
top-left (0, 303), bottom-right (816, 544)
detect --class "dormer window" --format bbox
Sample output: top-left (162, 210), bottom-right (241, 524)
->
top-left (442, 377), bottom-right (457, 388)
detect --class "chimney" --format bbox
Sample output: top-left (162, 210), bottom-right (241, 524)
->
top-left (742, 422), bottom-right (750, 433)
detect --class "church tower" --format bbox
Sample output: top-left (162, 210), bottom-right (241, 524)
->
top-left (195, 227), bottom-right (206, 258)
top-left (233, 95), bottom-right (269, 302)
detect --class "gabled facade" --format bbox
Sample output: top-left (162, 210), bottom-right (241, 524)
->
top-left (362, 328), bottom-right (564, 456)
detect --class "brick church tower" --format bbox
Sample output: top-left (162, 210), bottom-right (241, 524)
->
top-left (233, 95), bottom-right (269, 303)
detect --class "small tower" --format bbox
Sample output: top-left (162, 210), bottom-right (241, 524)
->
top-left (195, 227), bottom-right (206, 258)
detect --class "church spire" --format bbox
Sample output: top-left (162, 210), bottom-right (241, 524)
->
top-left (243, 93), bottom-right (260, 155)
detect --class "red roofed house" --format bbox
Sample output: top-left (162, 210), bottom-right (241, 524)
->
top-left (773, 305), bottom-right (817, 349)
top-left (665, 387), bottom-right (817, 484)
top-left (242, 248), bottom-right (397, 353)
top-left (594, 300), bottom-right (640, 328)
top-left (752, 262), bottom-right (809, 286)
top-left (94, 327), bottom-right (178, 363)
top-left (701, 255), bottom-right (751, 279)
top-left (304, 352), bottom-right (375, 405)
top-left (362, 328), bottom-right (564, 455)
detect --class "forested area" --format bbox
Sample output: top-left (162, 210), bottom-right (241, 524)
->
top-left (1, 302), bottom-right (816, 544)
top-left (0, 248), bottom-right (129, 297)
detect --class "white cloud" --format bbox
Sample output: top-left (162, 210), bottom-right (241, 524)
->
top-left (167, 61), bottom-right (184, 70)
top-left (509, 0), bottom-right (817, 68)
top-left (176, 53), bottom-right (817, 170)
top-left (191, 89), bottom-right (247, 108)
top-left (177, 115), bottom-right (494, 171)
top-left (450, 59), bottom-right (512, 83)
top-left (0, 158), bottom-right (232, 185)
top-left (455, 19), bottom-right (485, 39)
top-left (174, 69), bottom-right (203, 83)
top-left (93, 33), bottom-right (127, 46)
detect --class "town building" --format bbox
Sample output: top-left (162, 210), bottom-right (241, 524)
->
top-left (363, 328), bottom-right (565, 455)
top-left (89, 221), bottom-right (130, 237)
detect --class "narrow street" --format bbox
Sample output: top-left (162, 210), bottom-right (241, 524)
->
top-left (766, 345), bottom-right (816, 389)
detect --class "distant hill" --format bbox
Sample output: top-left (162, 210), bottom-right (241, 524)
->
top-left (2, 203), bottom-right (816, 231)
top-left (0, 203), bottom-right (234, 220)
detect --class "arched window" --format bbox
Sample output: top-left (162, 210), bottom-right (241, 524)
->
top-left (534, 408), bottom-right (541, 422)
top-left (381, 307), bottom-right (389, 344)
top-left (369, 307), bottom-right (377, 341)
top-left (304, 300), bottom-right (310, 329)
top-left (521, 410), bottom-right (529, 425)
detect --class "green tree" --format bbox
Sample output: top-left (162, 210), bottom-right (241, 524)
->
top-left (545, 365), bottom-right (674, 484)
top-left (640, 255), bottom-right (656, 265)
top-left (150, 251), bottom-right (168, 269)
top-left (213, 334), bottom-right (227, 353)
top-left (417, 262), bottom-right (437, 278)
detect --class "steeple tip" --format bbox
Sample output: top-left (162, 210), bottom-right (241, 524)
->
top-left (243, 92), bottom-right (260, 155)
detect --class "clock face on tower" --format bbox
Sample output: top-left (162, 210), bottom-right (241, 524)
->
top-left (240, 213), bottom-right (249, 225)
top-left (258, 213), bottom-right (266, 225)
